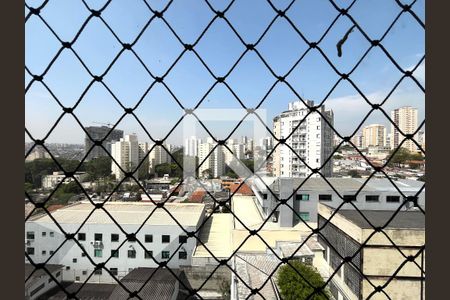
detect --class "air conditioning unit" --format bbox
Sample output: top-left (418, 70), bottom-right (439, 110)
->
top-left (92, 241), bottom-right (104, 249)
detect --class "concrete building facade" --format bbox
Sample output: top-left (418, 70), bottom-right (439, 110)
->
top-left (25, 202), bottom-right (206, 284)
top-left (84, 126), bottom-right (124, 161)
top-left (272, 100), bottom-right (334, 178)
top-left (251, 177), bottom-right (425, 227)
top-left (317, 204), bottom-right (425, 300)
top-left (198, 139), bottom-right (225, 178)
top-left (111, 134), bottom-right (141, 180)
top-left (390, 107), bottom-right (418, 152)
top-left (148, 144), bottom-right (171, 174)
top-left (362, 124), bottom-right (386, 148)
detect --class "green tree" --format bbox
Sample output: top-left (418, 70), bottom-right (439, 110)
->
top-left (277, 261), bottom-right (329, 300)
top-left (85, 157), bottom-right (112, 180)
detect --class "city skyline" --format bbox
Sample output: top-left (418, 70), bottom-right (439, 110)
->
top-left (26, 0), bottom-right (425, 144)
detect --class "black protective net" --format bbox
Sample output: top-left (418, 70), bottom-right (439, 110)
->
top-left (25, 0), bottom-right (425, 299)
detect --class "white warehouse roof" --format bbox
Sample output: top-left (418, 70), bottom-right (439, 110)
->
top-left (29, 201), bottom-right (205, 227)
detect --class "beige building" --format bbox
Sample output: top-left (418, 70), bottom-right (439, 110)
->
top-left (350, 132), bottom-right (363, 149)
top-left (318, 203), bottom-right (425, 300)
top-left (362, 124), bottom-right (386, 148)
top-left (390, 107), bottom-right (418, 152)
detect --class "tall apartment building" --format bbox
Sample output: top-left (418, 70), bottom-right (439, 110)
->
top-left (148, 144), bottom-right (171, 174)
top-left (184, 136), bottom-right (199, 157)
top-left (350, 132), bottom-right (363, 149)
top-left (272, 100), bottom-right (334, 177)
top-left (361, 124), bottom-right (386, 148)
top-left (390, 106), bottom-right (418, 152)
top-left (111, 134), bottom-right (141, 180)
top-left (84, 126), bottom-right (123, 160)
top-left (198, 138), bottom-right (225, 178)
top-left (224, 140), bottom-right (245, 165)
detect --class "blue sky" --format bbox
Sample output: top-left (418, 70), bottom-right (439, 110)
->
top-left (25, 0), bottom-right (425, 145)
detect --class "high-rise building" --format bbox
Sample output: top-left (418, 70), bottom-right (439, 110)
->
top-left (84, 126), bottom-right (123, 160)
top-left (198, 139), bottom-right (225, 178)
top-left (390, 106), bottom-right (418, 152)
top-left (272, 100), bottom-right (334, 177)
top-left (184, 136), bottom-right (199, 157)
top-left (362, 124), bottom-right (386, 148)
top-left (224, 140), bottom-right (245, 165)
top-left (350, 132), bottom-right (363, 149)
top-left (111, 134), bottom-right (141, 180)
top-left (148, 144), bottom-right (170, 174)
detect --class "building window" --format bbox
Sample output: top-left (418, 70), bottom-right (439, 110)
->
top-left (82, 271), bottom-right (87, 275)
top-left (66, 266), bottom-right (70, 270)
top-left (162, 235), bottom-right (170, 243)
top-left (319, 194), bottom-right (332, 201)
top-left (81, 252), bottom-right (86, 257)
top-left (30, 283), bottom-right (45, 297)
top-left (263, 193), bottom-right (268, 199)
top-left (50, 232), bottom-right (54, 237)
top-left (366, 195), bottom-right (380, 202)
top-left (27, 247), bottom-right (34, 255)
top-left (343, 195), bottom-right (357, 202)
top-left (296, 194), bottom-right (309, 201)
top-left (26, 231), bottom-right (35, 240)
top-left (162, 251), bottom-right (170, 259)
top-left (94, 233), bottom-right (102, 241)
top-left (128, 250), bottom-right (136, 258)
top-left (111, 234), bottom-right (119, 242)
top-left (94, 269), bottom-right (102, 275)
top-left (111, 249), bottom-right (119, 258)
top-left (145, 250), bottom-right (153, 259)
top-left (145, 235), bottom-right (153, 243)
top-left (179, 251), bottom-right (187, 260)
top-left (73, 258), bottom-right (77, 263)
top-left (110, 268), bottom-right (118, 276)
top-left (78, 233), bottom-right (86, 241)
top-left (94, 249), bottom-right (102, 258)
top-left (75, 276), bottom-right (80, 281)
top-left (179, 235), bottom-right (188, 244)
top-left (297, 212), bottom-right (310, 221)
top-left (386, 195), bottom-right (400, 202)
top-left (50, 251), bottom-right (54, 255)
top-left (42, 232), bottom-right (46, 237)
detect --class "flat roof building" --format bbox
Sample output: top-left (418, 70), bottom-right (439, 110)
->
top-left (317, 203), bottom-right (425, 300)
top-left (25, 201), bottom-right (206, 284)
top-left (251, 177), bottom-right (425, 227)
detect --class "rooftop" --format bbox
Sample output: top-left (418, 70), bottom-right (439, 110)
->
top-left (29, 201), bottom-right (205, 227)
top-left (193, 214), bottom-right (233, 258)
top-left (258, 177), bottom-right (424, 194)
top-left (332, 207), bottom-right (425, 229)
top-left (46, 283), bottom-right (116, 300)
top-left (25, 263), bottom-right (63, 282)
top-left (108, 268), bottom-right (182, 300)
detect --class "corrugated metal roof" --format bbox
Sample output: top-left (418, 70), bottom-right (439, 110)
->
top-left (108, 268), bottom-right (180, 300)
